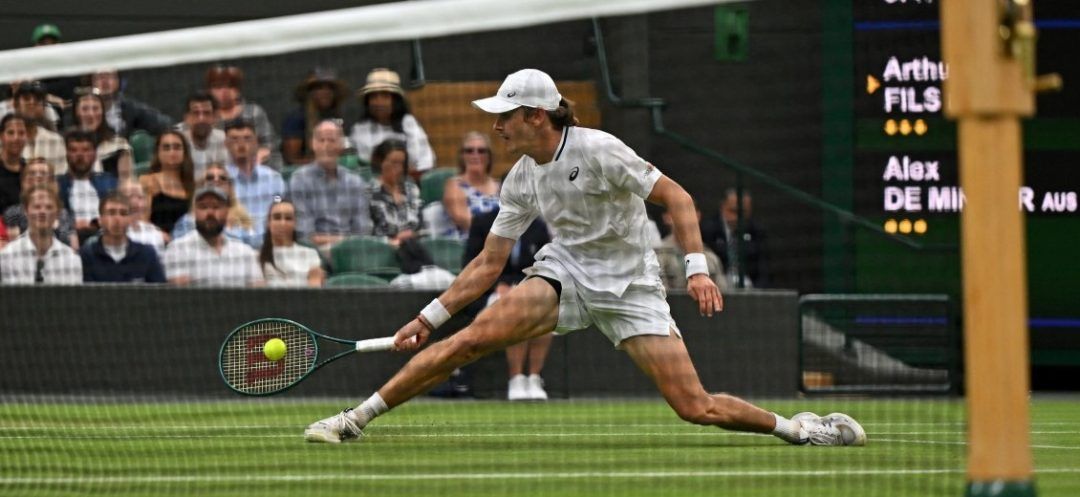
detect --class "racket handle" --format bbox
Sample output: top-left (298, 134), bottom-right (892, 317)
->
top-left (355, 336), bottom-right (397, 352)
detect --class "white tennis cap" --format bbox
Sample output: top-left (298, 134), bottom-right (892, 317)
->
top-left (472, 69), bottom-right (562, 113)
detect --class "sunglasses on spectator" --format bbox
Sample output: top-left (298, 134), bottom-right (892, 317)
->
top-left (160, 143), bottom-right (184, 151)
top-left (205, 175), bottom-right (230, 182)
top-left (463, 147), bottom-right (489, 154)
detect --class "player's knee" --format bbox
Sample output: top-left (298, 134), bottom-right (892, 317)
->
top-left (443, 331), bottom-right (492, 364)
top-left (671, 396), bottom-right (713, 426)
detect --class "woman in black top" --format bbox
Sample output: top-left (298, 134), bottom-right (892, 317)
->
top-left (138, 131), bottom-right (194, 235)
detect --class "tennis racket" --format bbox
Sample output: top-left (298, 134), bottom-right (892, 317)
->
top-left (218, 318), bottom-right (396, 396)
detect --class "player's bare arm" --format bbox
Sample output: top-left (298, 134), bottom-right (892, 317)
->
top-left (647, 174), bottom-right (724, 316)
top-left (393, 233), bottom-right (515, 350)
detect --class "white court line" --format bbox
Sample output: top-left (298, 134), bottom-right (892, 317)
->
top-left (2, 468), bottom-right (1080, 485)
top-left (880, 438), bottom-right (1080, 451)
top-left (0, 421), bottom-right (1073, 430)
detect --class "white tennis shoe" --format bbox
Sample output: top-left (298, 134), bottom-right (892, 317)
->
top-left (526, 374), bottom-right (548, 400)
top-left (304, 408), bottom-right (363, 443)
top-left (801, 412), bottom-right (867, 446)
top-left (789, 411), bottom-right (819, 445)
top-left (508, 374), bottom-right (529, 401)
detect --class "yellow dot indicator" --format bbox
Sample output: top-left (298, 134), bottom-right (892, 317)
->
top-left (914, 119), bottom-right (928, 135)
top-left (884, 219), bottom-right (898, 234)
top-left (884, 119), bottom-right (898, 136)
top-left (914, 219), bottom-right (928, 234)
top-left (899, 119), bottom-right (912, 135)
top-left (898, 219), bottom-right (913, 234)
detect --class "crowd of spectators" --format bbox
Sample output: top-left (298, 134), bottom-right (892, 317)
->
top-left (0, 23), bottom-right (770, 291)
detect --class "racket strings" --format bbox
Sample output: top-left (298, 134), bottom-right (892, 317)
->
top-left (221, 321), bottom-right (315, 394)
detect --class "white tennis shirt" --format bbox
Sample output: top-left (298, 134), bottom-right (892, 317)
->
top-left (491, 126), bottom-right (663, 297)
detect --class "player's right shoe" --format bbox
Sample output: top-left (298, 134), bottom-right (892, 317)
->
top-left (304, 408), bottom-right (363, 443)
top-left (802, 412), bottom-right (867, 446)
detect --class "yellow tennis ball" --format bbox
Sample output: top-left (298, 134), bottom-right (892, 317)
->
top-left (263, 338), bottom-right (287, 361)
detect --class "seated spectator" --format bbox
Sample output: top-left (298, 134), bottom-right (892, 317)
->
top-left (4, 159), bottom-right (77, 247)
top-left (0, 184), bottom-right (81, 284)
top-left (89, 69), bottom-right (173, 138)
top-left (79, 191), bottom-right (165, 283)
top-left (441, 131), bottom-right (500, 238)
top-left (57, 130), bottom-right (118, 244)
top-left (117, 179), bottom-right (165, 255)
top-left (205, 65), bottom-right (279, 168)
top-left (224, 119), bottom-right (285, 244)
top-left (259, 199), bottom-right (324, 288)
top-left (70, 90), bottom-right (133, 179)
top-left (464, 208), bottom-right (553, 400)
top-left (30, 23), bottom-right (82, 104)
top-left (0, 216), bottom-right (6, 250)
top-left (175, 92), bottom-right (227, 178)
top-left (701, 188), bottom-right (768, 288)
top-left (655, 204), bottom-right (726, 291)
top-left (369, 139), bottom-right (423, 246)
top-left (163, 186), bottom-right (263, 287)
top-left (171, 163), bottom-right (258, 246)
top-left (289, 120), bottom-right (370, 248)
top-left (349, 68), bottom-right (435, 173)
top-left (12, 82), bottom-right (67, 174)
top-left (282, 68), bottom-right (348, 165)
top-left (0, 81), bottom-right (62, 130)
top-left (139, 131), bottom-right (194, 235)
top-left (0, 114), bottom-right (28, 212)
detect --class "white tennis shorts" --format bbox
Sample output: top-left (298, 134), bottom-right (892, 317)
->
top-left (523, 258), bottom-right (681, 348)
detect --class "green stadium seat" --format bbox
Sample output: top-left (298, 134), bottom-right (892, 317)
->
top-left (330, 236), bottom-right (398, 274)
top-left (326, 272), bottom-right (391, 288)
top-left (354, 164), bottom-right (373, 182)
top-left (421, 237), bottom-right (466, 274)
top-left (133, 162), bottom-right (152, 177)
top-left (129, 130), bottom-right (155, 165)
top-left (420, 167), bottom-right (458, 205)
top-left (339, 153), bottom-right (365, 170)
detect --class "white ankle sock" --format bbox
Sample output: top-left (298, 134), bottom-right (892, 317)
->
top-left (350, 393), bottom-right (389, 428)
top-left (771, 413), bottom-right (804, 444)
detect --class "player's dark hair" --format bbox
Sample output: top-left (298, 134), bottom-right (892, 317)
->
top-left (545, 98), bottom-right (577, 130)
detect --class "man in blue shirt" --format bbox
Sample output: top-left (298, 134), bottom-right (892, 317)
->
top-left (80, 191), bottom-right (165, 283)
top-left (224, 119), bottom-right (285, 246)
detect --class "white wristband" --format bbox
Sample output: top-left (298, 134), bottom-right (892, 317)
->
top-left (419, 298), bottom-right (451, 330)
top-left (684, 253), bottom-right (709, 279)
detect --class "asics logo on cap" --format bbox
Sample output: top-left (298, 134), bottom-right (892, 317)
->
top-left (506, 91), bottom-right (517, 97)
top-left (569, 167), bottom-right (579, 181)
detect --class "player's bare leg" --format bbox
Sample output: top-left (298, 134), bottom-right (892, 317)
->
top-left (621, 333), bottom-right (777, 433)
top-left (305, 277), bottom-right (558, 443)
top-left (622, 332), bottom-right (865, 446)
top-left (379, 277), bottom-right (558, 406)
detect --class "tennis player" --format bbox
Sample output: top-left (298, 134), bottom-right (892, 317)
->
top-left (306, 69), bottom-right (865, 446)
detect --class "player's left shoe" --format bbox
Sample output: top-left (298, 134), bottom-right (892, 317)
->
top-left (304, 408), bottom-right (363, 443)
top-left (804, 412), bottom-right (867, 446)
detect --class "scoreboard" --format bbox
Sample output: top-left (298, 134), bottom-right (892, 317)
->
top-left (838, 0), bottom-right (1080, 376)
top-left (852, 1), bottom-right (1079, 226)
